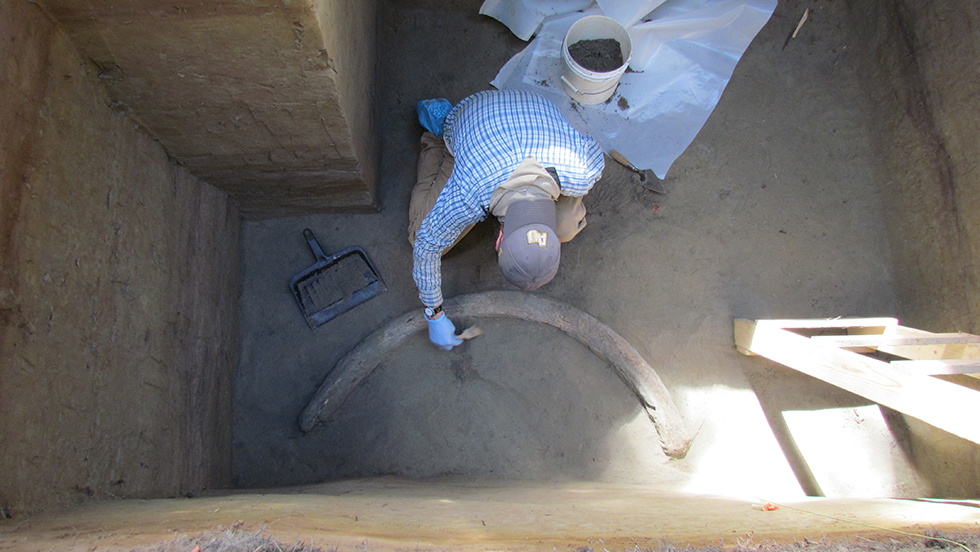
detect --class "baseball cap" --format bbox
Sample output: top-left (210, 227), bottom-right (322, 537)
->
top-left (497, 197), bottom-right (560, 291)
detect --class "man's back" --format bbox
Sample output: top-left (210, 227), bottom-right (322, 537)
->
top-left (443, 90), bottom-right (604, 207)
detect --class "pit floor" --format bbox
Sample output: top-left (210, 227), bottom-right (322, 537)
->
top-left (234, 0), bottom-right (919, 500)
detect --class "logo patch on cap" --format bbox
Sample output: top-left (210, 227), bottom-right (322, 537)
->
top-left (526, 229), bottom-right (549, 247)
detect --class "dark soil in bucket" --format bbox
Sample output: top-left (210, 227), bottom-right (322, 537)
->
top-left (568, 38), bottom-right (624, 72)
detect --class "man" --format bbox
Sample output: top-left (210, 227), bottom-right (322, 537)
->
top-left (409, 90), bottom-right (604, 350)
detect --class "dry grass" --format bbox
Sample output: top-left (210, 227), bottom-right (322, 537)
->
top-left (138, 526), bottom-right (978, 552)
top-left (139, 523), bottom-right (328, 552)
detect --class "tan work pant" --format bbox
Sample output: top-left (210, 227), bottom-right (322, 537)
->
top-left (408, 132), bottom-right (587, 251)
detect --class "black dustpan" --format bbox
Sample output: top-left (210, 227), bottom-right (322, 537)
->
top-left (289, 228), bottom-right (386, 329)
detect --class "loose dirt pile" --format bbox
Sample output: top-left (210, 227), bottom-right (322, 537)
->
top-left (569, 38), bottom-right (624, 71)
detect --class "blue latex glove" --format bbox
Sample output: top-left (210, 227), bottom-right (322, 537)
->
top-left (427, 313), bottom-right (463, 351)
top-left (417, 98), bottom-right (452, 137)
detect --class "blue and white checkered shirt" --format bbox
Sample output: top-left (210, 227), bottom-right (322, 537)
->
top-left (413, 90), bottom-right (605, 307)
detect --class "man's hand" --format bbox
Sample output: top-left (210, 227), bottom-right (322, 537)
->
top-left (427, 312), bottom-right (463, 350)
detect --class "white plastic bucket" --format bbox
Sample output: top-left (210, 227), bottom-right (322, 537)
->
top-left (561, 15), bottom-right (632, 105)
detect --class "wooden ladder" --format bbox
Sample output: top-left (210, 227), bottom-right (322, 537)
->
top-left (734, 317), bottom-right (980, 445)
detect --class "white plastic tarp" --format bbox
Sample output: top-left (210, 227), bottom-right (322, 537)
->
top-left (483, 0), bottom-right (777, 178)
top-left (479, 0), bottom-right (595, 41)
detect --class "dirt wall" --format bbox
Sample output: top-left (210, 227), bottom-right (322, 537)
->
top-left (846, 0), bottom-right (980, 496)
top-left (849, 0), bottom-right (980, 334)
top-left (35, 0), bottom-right (379, 217)
top-left (313, 0), bottom-right (380, 211)
top-left (0, 1), bottom-right (240, 516)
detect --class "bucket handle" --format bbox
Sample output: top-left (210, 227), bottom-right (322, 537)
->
top-left (560, 75), bottom-right (582, 95)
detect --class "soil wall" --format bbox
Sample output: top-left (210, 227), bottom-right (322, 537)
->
top-left (847, 0), bottom-right (980, 496)
top-left (313, 0), bottom-right (380, 212)
top-left (35, 0), bottom-right (379, 217)
top-left (849, 0), bottom-right (980, 334)
top-left (0, 1), bottom-right (240, 515)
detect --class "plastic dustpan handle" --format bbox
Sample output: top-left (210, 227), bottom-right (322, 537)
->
top-left (303, 228), bottom-right (329, 261)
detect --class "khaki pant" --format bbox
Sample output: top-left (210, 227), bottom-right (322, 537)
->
top-left (408, 132), bottom-right (587, 251)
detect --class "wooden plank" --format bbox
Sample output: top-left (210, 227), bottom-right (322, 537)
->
top-left (892, 325), bottom-right (937, 336)
top-left (736, 345), bottom-right (757, 356)
top-left (810, 333), bottom-right (980, 348)
top-left (733, 319), bottom-right (980, 445)
top-left (846, 327), bottom-right (890, 338)
top-left (889, 359), bottom-right (980, 375)
top-left (879, 343), bottom-right (970, 360)
top-left (842, 326), bottom-right (891, 353)
top-left (878, 326), bottom-right (980, 360)
top-left (754, 318), bottom-right (898, 330)
top-left (734, 318), bottom-right (760, 355)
